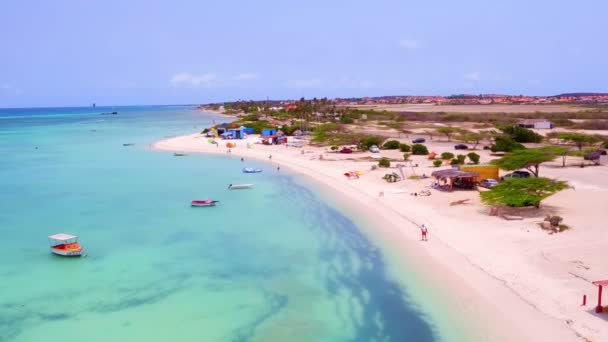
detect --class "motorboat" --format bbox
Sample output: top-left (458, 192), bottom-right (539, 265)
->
top-left (228, 183), bottom-right (254, 190)
top-left (174, 152), bottom-right (188, 157)
top-left (242, 167), bottom-right (262, 173)
top-left (48, 233), bottom-right (85, 257)
top-left (122, 143), bottom-right (135, 146)
top-left (191, 199), bottom-right (219, 207)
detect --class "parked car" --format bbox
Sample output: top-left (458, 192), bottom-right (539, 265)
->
top-left (412, 138), bottom-right (426, 143)
top-left (454, 144), bottom-right (469, 150)
top-left (479, 178), bottom-right (499, 188)
top-left (502, 170), bottom-right (531, 179)
top-left (369, 145), bottom-right (380, 153)
top-left (340, 147), bottom-right (353, 154)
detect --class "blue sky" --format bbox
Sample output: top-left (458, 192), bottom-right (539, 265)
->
top-left (1, 0), bottom-right (607, 107)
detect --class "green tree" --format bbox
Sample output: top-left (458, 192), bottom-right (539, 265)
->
top-left (491, 135), bottom-right (525, 152)
top-left (492, 147), bottom-right (564, 177)
top-left (498, 125), bottom-right (543, 143)
top-left (456, 154), bottom-right (466, 164)
top-left (433, 160), bottom-right (443, 167)
top-left (480, 177), bottom-right (569, 208)
top-left (403, 153), bottom-right (411, 161)
top-left (382, 140), bottom-right (401, 149)
top-left (467, 152), bottom-right (480, 164)
top-left (399, 143), bottom-right (411, 152)
top-left (411, 144), bottom-right (429, 155)
top-left (556, 132), bottom-right (601, 151)
top-left (436, 127), bottom-right (459, 141)
top-left (450, 158), bottom-right (461, 166)
top-left (441, 152), bottom-right (455, 160)
top-left (455, 131), bottom-right (487, 149)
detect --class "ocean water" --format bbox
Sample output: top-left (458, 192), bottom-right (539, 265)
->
top-left (0, 106), bottom-right (466, 341)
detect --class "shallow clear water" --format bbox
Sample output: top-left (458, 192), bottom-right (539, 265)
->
top-left (0, 106), bottom-right (461, 341)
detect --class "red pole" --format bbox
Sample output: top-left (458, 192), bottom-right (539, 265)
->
top-left (597, 285), bottom-right (603, 313)
top-left (582, 294), bottom-right (586, 306)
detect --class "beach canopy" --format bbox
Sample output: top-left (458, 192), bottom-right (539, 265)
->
top-left (431, 169), bottom-right (479, 180)
top-left (48, 233), bottom-right (77, 241)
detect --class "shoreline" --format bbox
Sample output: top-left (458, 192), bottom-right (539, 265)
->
top-left (152, 132), bottom-right (592, 341)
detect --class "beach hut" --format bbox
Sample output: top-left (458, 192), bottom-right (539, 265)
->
top-left (261, 128), bottom-right (278, 137)
top-left (592, 279), bottom-right (608, 313)
top-left (431, 169), bottom-right (480, 191)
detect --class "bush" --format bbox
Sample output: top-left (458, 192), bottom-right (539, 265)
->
top-left (359, 136), bottom-right (383, 151)
top-left (491, 135), bottom-right (525, 152)
top-left (450, 158), bottom-right (460, 165)
top-left (456, 154), bottom-right (466, 164)
top-left (498, 125), bottom-right (543, 143)
top-left (403, 153), bottom-right (411, 161)
top-left (399, 143), bottom-right (411, 152)
top-left (378, 157), bottom-right (391, 168)
top-left (330, 145), bottom-right (339, 151)
top-left (383, 140), bottom-right (401, 149)
top-left (411, 144), bottom-right (429, 155)
top-left (544, 215), bottom-right (563, 227)
top-left (441, 152), bottom-right (455, 160)
top-left (433, 160), bottom-right (443, 167)
top-left (340, 116), bottom-right (354, 124)
top-left (467, 152), bottom-right (480, 164)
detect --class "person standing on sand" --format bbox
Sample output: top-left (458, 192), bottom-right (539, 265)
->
top-left (420, 224), bottom-right (428, 241)
top-left (269, 154), bottom-right (272, 160)
top-left (240, 157), bottom-right (244, 162)
top-left (277, 165), bottom-right (280, 172)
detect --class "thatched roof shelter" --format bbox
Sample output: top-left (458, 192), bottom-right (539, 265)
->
top-left (431, 169), bottom-right (480, 181)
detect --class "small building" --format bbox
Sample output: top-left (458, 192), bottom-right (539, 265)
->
top-left (518, 119), bottom-right (554, 129)
top-left (261, 128), bottom-right (278, 137)
top-left (431, 169), bottom-right (480, 191)
top-left (222, 126), bottom-right (248, 139)
top-left (459, 165), bottom-right (499, 182)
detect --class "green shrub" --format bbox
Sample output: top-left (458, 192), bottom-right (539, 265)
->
top-left (441, 152), bottom-right (455, 160)
top-left (467, 152), bottom-right (480, 164)
top-left (411, 144), bottom-right (429, 155)
top-left (498, 125), bottom-right (543, 143)
top-left (330, 145), bottom-right (339, 151)
top-left (491, 135), bottom-right (526, 152)
top-left (456, 154), bottom-right (466, 164)
top-left (399, 143), bottom-right (411, 152)
top-left (359, 136), bottom-right (383, 151)
top-left (403, 153), bottom-right (411, 161)
top-left (433, 160), bottom-right (443, 167)
top-left (383, 140), bottom-right (401, 149)
top-left (340, 116), bottom-right (354, 124)
top-left (450, 158), bottom-right (460, 165)
top-left (378, 157), bottom-right (391, 168)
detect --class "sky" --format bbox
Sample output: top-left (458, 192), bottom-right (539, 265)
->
top-left (1, 0), bottom-right (607, 107)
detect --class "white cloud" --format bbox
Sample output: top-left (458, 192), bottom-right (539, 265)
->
top-left (233, 73), bottom-right (258, 81)
top-left (464, 71), bottom-right (481, 82)
top-left (399, 39), bottom-right (420, 50)
top-left (170, 73), bottom-right (217, 88)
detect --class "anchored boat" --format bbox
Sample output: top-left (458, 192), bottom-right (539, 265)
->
top-left (191, 199), bottom-right (219, 207)
top-left (48, 233), bottom-right (85, 257)
top-left (242, 167), bottom-right (262, 173)
top-left (228, 183), bottom-right (254, 190)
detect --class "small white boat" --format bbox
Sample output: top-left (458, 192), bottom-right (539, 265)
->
top-left (242, 167), bottom-right (262, 173)
top-left (48, 233), bottom-right (85, 257)
top-left (174, 152), bottom-right (188, 157)
top-left (191, 199), bottom-right (219, 207)
top-left (228, 183), bottom-right (254, 190)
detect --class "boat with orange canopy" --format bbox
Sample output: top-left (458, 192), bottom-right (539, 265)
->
top-left (48, 233), bottom-right (85, 257)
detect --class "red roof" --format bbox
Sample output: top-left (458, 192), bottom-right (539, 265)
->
top-left (592, 280), bottom-right (608, 286)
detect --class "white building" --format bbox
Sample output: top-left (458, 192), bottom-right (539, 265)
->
top-left (518, 119), bottom-right (554, 129)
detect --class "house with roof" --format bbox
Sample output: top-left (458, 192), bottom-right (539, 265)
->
top-left (518, 119), bottom-right (554, 129)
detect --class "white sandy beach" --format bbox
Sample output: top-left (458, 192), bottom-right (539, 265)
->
top-left (154, 132), bottom-right (608, 342)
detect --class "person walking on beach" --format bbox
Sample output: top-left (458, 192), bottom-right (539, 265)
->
top-left (277, 165), bottom-right (280, 172)
top-left (420, 224), bottom-right (428, 241)
top-left (269, 154), bottom-right (272, 160)
top-left (240, 157), bottom-right (244, 162)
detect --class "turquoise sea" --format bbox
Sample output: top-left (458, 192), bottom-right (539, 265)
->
top-left (0, 106), bottom-right (468, 341)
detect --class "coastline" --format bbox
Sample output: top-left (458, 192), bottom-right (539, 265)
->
top-left (152, 130), bottom-right (600, 341)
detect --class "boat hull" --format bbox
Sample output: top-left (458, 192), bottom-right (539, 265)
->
top-left (229, 185), bottom-right (253, 189)
top-left (51, 248), bottom-right (84, 257)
